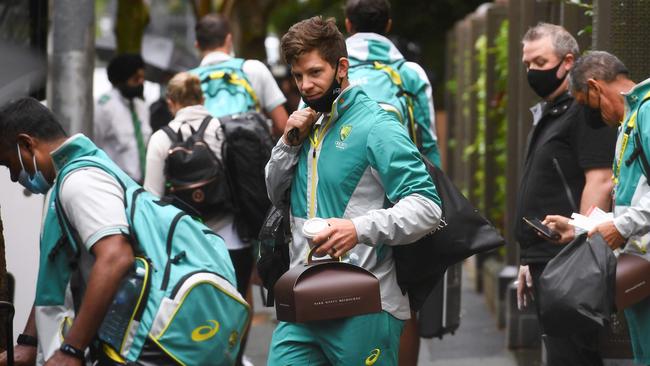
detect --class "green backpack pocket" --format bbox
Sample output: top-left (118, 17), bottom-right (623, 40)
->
top-left (149, 272), bottom-right (251, 366)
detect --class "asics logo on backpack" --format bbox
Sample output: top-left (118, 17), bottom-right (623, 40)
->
top-left (191, 319), bottom-right (220, 342)
top-left (365, 348), bottom-right (381, 365)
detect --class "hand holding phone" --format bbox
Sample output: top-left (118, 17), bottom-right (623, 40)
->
top-left (523, 217), bottom-right (561, 241)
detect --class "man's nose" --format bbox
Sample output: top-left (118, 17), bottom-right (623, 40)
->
top-left (301, 77), bottom-right (314, 93)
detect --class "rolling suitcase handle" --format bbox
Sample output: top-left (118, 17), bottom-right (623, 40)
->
top-left (0, 302), bottom-right (14, 366)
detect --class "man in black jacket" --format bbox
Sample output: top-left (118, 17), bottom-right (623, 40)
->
top-left (514, 23), bottom-right (616, 366)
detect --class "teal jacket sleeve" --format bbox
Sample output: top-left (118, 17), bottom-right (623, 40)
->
top-left (350, 116), bottom-right (442, 246)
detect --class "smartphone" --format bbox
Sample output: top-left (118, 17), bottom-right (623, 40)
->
top-left (522, 217), bottom-right (561, 241)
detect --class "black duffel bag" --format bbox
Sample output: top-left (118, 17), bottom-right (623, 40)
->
top-left (393, 158), bottom-right (505, 310)
top-left (539, 233), bottom-right (616, 337)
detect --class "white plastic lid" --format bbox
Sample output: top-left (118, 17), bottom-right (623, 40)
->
top-left (302, 217), bottom-right (329, 238)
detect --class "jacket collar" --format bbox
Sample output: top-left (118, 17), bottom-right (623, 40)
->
top-left (623, 78), bottom-right (650, 120)
top-left (200, 51), bottom-right (233, 67)
top-left (315, 85), bottom-right (361, 127)
top-left (530, 92), bottom-right (572, 124)
top-left (50, 134), bottom-right (100, 174)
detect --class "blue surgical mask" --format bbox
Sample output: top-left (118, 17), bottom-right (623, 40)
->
top-left (16, 144), bottom-right (51, 194)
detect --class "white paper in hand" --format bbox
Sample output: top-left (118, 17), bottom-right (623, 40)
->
top-left (568, 207), bottom-right (613, 231)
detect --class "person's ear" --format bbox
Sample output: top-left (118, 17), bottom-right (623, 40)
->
top-left (337, 58), bottom-right (349, 80)
top-left (345, 18), bottom-right (354, 34)
top-left (16, 133), bottom-right (35, 152)
top-left (385, 19), bottom-right (392, 34)
top-left (587, 78), bottom-right (600, 93)
top-left (225, 33), bottom-right (233, 51)
top-left (564, 53), bottom-right (575, 71)
top-left (166, 98), bottom-right (177, 115)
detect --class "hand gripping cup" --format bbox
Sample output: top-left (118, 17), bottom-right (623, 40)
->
top-left (302, 218), bottom-right (329, 255)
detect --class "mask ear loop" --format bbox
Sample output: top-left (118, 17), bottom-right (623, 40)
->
top-left (16, 144), bottom-right (28, 172)
top-left (332, 59), bottom-right (341, 91)
top-left (31, 153), bottom-right (40, 176)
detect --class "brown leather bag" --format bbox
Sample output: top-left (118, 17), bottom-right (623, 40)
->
top-left (274, 251), bottom-right (382, 322)
top-left (616, 252), bottom-right (650, 310)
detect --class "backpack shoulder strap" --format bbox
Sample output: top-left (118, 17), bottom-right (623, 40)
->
top-left (625, 93), bottom-right (650, 179)
top-left (52, 156), bottom-right (130, 259)
top-left (162, 125), bottom-right (178, 143)
top-left (349, 60), bottom-right (373, 69)
top-left (230, 57), bottom-right (246, 69)
top-left (373, 61), bottom-right (420, 148)
top-left (195, 116), bottom-right (214, 139)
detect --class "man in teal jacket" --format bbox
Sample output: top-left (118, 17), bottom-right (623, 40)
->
top-left (547, 51), bottom-right (650, 365)
top-left (0, 98), bottom-right (242, 366)
top-left (345, 0), bottom-right (441, 167)
top-left (344, 1), bottom-right (441, 362)
top-left (265, 16), bottom-right (441, 365)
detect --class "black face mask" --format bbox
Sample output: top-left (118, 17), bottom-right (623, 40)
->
top-left (118, 84), bottom-right (144, 100)
top-left (527, 58), bottom-right (567, 98)
top-left (301, 61), bottom-right (342, 113)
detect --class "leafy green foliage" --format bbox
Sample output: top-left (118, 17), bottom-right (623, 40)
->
top-left (565, 0), bottom-right (594, 37)
top-left (459, 20), bottom-right (508, 235)
top-left (487, 19), bottom-right (508, 232)
top-left (268, 0), bottom-right (484, 103)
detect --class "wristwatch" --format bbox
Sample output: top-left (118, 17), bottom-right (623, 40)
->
top-left (59, 343), bottom-right (85, 360)
top-left (16, 334), bottom-right (37, 347)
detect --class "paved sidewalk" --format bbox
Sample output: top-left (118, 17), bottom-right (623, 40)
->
top-left (243, 260), bottom-right (540, 366)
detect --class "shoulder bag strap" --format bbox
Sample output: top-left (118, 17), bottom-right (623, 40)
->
top-left (552, 157), bottom-right (578, 213)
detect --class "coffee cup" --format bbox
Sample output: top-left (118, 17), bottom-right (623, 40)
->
top-left (302, 217), bottom-right (329, 250)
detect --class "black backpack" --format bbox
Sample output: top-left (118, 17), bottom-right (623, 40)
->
top-left (162, 116), bottom-right (232, 218)
top-left (219, 112), bottom-right (274, 241)
top-left (257, 204), bottom-right (291, 306)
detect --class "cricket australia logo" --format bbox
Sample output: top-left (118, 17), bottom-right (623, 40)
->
top-left (336, 125), bottom-right (352, 149)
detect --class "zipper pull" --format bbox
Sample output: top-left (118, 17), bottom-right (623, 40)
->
top-left (171, 251), bottom-right (186, 264)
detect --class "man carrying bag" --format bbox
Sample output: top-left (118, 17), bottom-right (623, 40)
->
top-left (546, 51), bottom-right (650, 366)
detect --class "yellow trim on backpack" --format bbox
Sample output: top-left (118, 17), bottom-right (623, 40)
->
top-left (147, 336), bottom-right (187, 366)
top-left (148, 279), bottom-right (251, 366)
top-left (372, 62), bottom-right (419, 146)
top-left (152, 280), bottom-right (250, 342)
top-left (102, 343), bottom-right (127, 363)
top-left (207, 71), bottom-right (261, 111)
top-left (117, 257), bottom-right (150, 354)
top-left (614, 91), bottom-right (650, 185)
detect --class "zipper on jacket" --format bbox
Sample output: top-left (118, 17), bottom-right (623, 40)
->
top-left (309, 147), bottom-right (318, 218)
top-left (308, 114), bottom-right (334, 218)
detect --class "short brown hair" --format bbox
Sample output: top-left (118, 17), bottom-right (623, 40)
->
top-left (195, 14), bottom-right (230, 51)
top-left (280, 16), bottom-right (347, 67)
top-left (166, 72), bottom-right (203, 107)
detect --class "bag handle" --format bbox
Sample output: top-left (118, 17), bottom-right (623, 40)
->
top-left (306, 246), bottom-right (341, 265)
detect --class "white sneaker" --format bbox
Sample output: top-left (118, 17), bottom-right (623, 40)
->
top-left (242, 355), bottom-right (255, 366)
